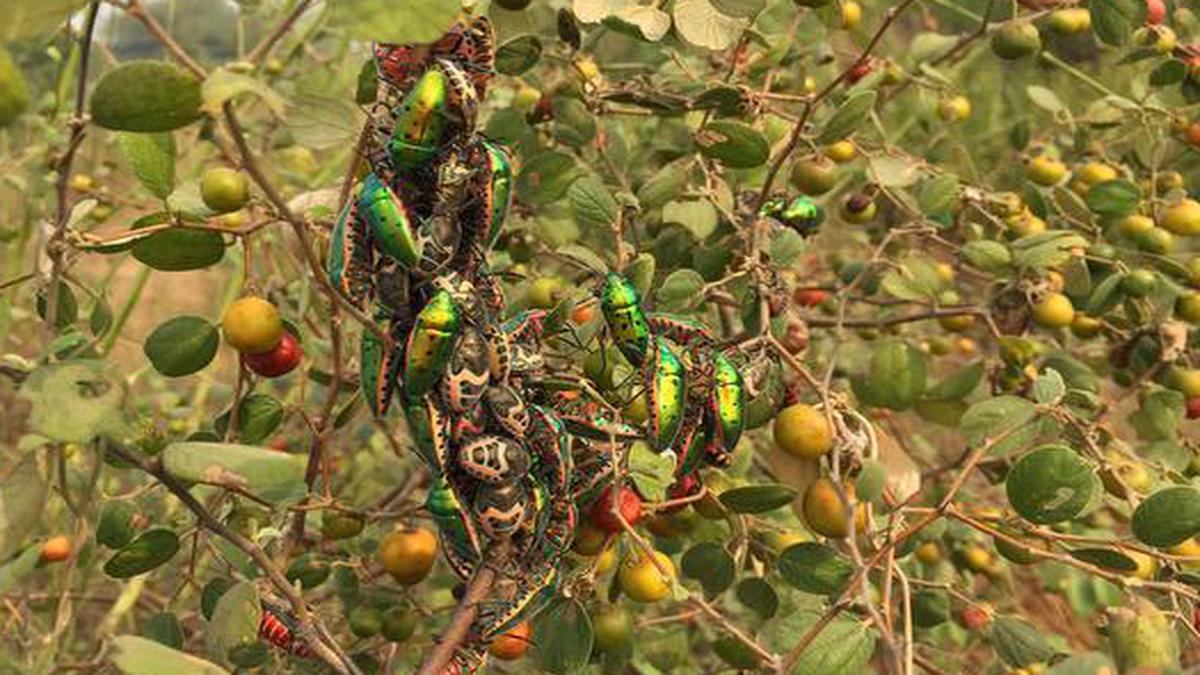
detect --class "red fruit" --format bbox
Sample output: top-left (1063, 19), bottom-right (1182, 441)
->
top-left (268, 438), bottom-right (290, 452)
top-left (793, 288), bottom-right (829, 307)
top-left (959, 606), bottom-right (990, 630)
top-left (1145, 0), bottom-right (1166, 25)
top-left (590, 485), bottom-right (643, 533)
top-left (662, 475), bottom-right (701, 514)
top-left (846, 59), bottom-right (873, 84)
top-left (1186, 122), bottom-right (1200, 148)
top-left (1187, 397), bottom-right (1200, 420)
top-left (243, 331), bottom-right (302, 377)
top-left (40, 536), bottom-right (71, 563)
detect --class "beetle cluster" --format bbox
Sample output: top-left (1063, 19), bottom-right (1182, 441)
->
top-left (324, 17), bottom-right (757, 672)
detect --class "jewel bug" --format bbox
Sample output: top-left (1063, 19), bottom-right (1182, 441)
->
top-left (600, 273), bottom-right (652, 367)
top-left (441, 328), bottom-right (491, 413)
top-left (388, 68), bottom-right (450, 170)
top-left (707, 352), bottom-right (746, 453)
top-left (259, 600), bottom-right (313, 658)
top-left (646, 337), bottom-right (687, 451)
top-left (403, 290), bottom-right (460, 401)
top-left (326, 198), bottom-right (374, 308)
top-left (458, 435), bottom-right (532, 484)
top-left (357, 172), bottom-right (424, 269)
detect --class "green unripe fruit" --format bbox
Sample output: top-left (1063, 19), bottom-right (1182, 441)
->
top-left (380, 607), bottom-right (418, 642)
top-left (1161, 199), bottom-right (1200, 236)
top-left (992, 22), bottom-right (1041, 60)
top-left (201, 167), bottom-right (250, 214)
top-left (591, 605), bottom-right (634, 653)
top-left (1121, 270), bottom-right (1157, 298)
top-left (1177, 291), bottom-right (1200, 323)
top-left (840, 193), bottom-right (877, 224)
top-left (790, 157), bottom-right (839, 195)
top-left (1134, 227), bottom-right (1173, 254)
top-left (349, 606), bottom-right (383, 638)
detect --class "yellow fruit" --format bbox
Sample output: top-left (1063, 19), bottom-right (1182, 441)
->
top-left (1171, 368), bottom-right (1200, 398)
top-left (1114, 214), bottom-right (1154, 238)
top-left (914, 541), bottom-right (943, 565)
top-left (1072, 162), bottom-right (1118, 195)
top-left (773, 404), bottom-right (834, 458)
top-left (764, 531), bottom-right (810, 554)
top-left (957, 337), bottom-right (978, 355)
top-left (70, 174), bottom-right (95, 192)
top-left (529, 277), bottom-right (566, 309)
top-left (938, 313), bottom-right (975, 332)
top-left (513, 85), bottom-right (542, 112)
top-left (378, 527), bottom-right (438, 585)
top-left (594, 545), bottom-right (617, 575)
top-left (575, 57), bottom-right (600, 81)
top-left (824, 140), bottom-right (856, 163)
top-left (201, 167), bottom-right (250, 214)
top-left (802, 478), bottom-right (866, 539)
top-left (1025, 155), bottom-right (1068, 186)
top-left (1070, 314), bottom-right (1102, 339)
top-left (1177, 291), bottom-right (1200, 323)
top-left (960, 543), bottom-right (992, 573)
top-left (1160, 198), bottom-right (1200, 236)
top-left (618, 549), bottom-right (674, 602)
top-left (1032, 292), bottom-right (1074, 329)
top-left (0, 44), bottom-right (31, 128)
top-left (1006, 209), bottom-right (1046, 238)
top-left (1047, 7), bottom-right (1091, 34)
top-left (572, 524), bottom-right (608, 556)
top-left (221, 297), bottom-right (284, 354)
top-left (1168, 538), bottom-right (1200, 570)
top-left (938, 95), bottom-right (971, 122)
top-left (840, 1), bottom-right (862, 29)
top-left (1126, 549), bottom-right (1158, 580)
top-left (934, 262), bottom-right (956, 284)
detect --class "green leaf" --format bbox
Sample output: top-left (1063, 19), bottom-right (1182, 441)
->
top-left (1128, 388), bottom-right (1184, 442)
top-left (788, 613), bottom-right (876, 674)
top-left (672, 0), bottom-right (745, 50)
top-left (495, 35), bottom-right (542, 76)
top-left (1068, 548), bottom-right (1137, 572)
top-left (1012, 231), bottom-right (1089, 269)
top-left (90, 62), bottom-right (202, 132)
top-left (961, 396), bottom-right (1036, 446)
top-left (719, 484), bottom-right (796, 514)
top-left (607, 6), bottom-right (673, 42)
top-left (133, 229), bottom-right (226, 272)
top-left (534, 597), bottom-right (593, 673)
top-left (0, 0), bottom-right (87, 40)
top-left (162, 441), bottom-right (307, 503)
top-left (142, 613), bottom-right (184, 649)
top-left (201, 67), bottom-right (285, 118)
top-left (711, 0), bottom-right (765, 18)
top-left (553, 97), bottom-right (597, 147)
top-left (329, 0), bottom-right (459, 44)
top-left (1047, 652), bottom-right (1116, 675)
top-left (769, 228), bottom-right (806, 267)
top-left (104, 529), bottom-right (180, 578)
top-left (662, 199), bottom-right (718, 240)
top-left (1131, 486), bottom-right (1200, 548)
top-left (695, 121), bottom-right (769, 169)
top-left (1090, 0), bottom-right (1143, 46)
top-left (0, 453), bottom-right (47, 561)
top-left (735, 578), bottom-right (778, 619)
top-left (912, 591), bottom-right (950, 627)
top-left (627, 440), bottom-right (674, 499)
top-left (777, 543), bottom-right (853, 595)
top-left (205, 582), bottom-right (260, 665)
top-left (557, 243), bottom-right (609, 275)
top-left (637, 158), bottom-right (691, 209)
top-left (1006, 445), bottom-right (1099, 525)
top-left (518, 151), bottom-right (582, 206)
top-left (287, 92), bottom-right (363, 150)
top-left (626, 253), bottom-right (656, 298)
top-left (1084, 180), bottom-right (1141, 217)
top-left (144, 316), bottom-right (219, 377)
top-left (919, 173), bottom-right (959, 215)
top-left (855, 461), bottom-right (886, 503)
top-left (818, 92), bottom-right (876, 144)
top-left (863, 340), bottom-right (926, 410)
top-left (1031, 368), bottom-right (1065, 405)
top-left (569, 176), bottom-right (618, 229)
top-left (868, 155), bottom-right (921, 189)
top-left (990, 615), bottom-right (1056, 667)
top-left (681, 542), bottom-right (736, 598)
top-left (117, 133), bottom-right (175, 200)
top-left (18, 361), bottom-right (125, 443)
top-left (656, 269), bottom-right (706, 312)
top-left (216, 394), bottom-right (285, 445)
top-left (110, 635), bottom-right (230, 675)
top-left (925, 361), bottom-right (983, 401)
top-left (961, 240), bottom-right (1012, 273)
top-left (0, 546), bottom-right (44, 595)
top-left (97, 501), bottom-right (137, 549)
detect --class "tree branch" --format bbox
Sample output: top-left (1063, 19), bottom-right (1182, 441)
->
top-left (416, 541), bottom-right (512, 675)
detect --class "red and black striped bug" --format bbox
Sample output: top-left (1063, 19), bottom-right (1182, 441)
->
top-left (258, 601), bottom-right (313, 659)
top-left (374, 16), bottom-right (496, 97)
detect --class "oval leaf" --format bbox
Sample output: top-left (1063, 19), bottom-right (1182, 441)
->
top-left (719, 484), bottom-right (796, 514)
top-left (681, 542), bottom-right (736, 598)
top-left (777, 542), bottom-right (853, 595)
top-left (90, 62), bottom-right (202, 132)
top-left (144, 316), bottom-right (219, 377)
top-left (132, 229), bottom-right (225, 272)
top-left (533, 597), bottom-right (593, 673)
top-left (695, 120), bottom-right (768, 169)
top-left (104, 528), bottom-right (180, 579)
top-left (1006, 445), bottom-right (1099, 525)
top-left (162, 441), bottom-right (307, 503)
top-left (1132, 486), bottom-right (1200, 548)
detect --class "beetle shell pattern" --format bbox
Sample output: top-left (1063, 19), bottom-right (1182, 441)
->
top-left (458, 435), bottom-right (531, 484)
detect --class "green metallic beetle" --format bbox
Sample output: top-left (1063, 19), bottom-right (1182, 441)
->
top-left (425, 475), bottom-right (482, 579)
top-left (707, 352), bottom-right (746, 454)
top-left (600, 273), bottom-right (652, 367)
top-left (478, 139), bottom-right (514, 249)
top-left (326, 198), bottom-right (373, 309)
top-left (388, 67), bottom-right (450, 169)
top-left (357, 172), bottom-right (424, 269)
top-left (646, 336), bottom-right (687, 452)
top-left (403, 290), bottom-right (460, 401)
top-left (761, 195), bottom-right (825, 236)
top-left (359, 319), bottom-right (400, 417)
